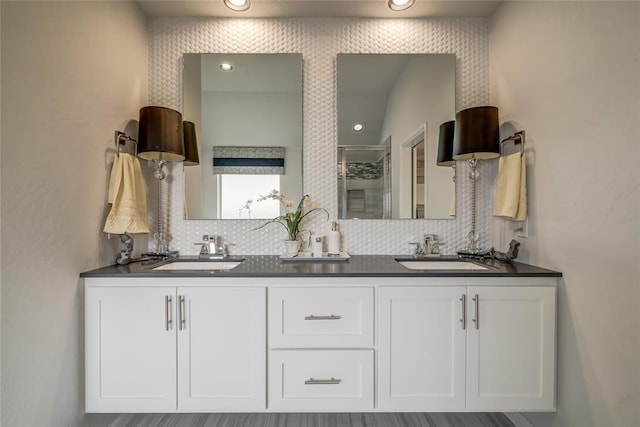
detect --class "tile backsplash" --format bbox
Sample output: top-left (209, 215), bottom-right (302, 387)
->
top-left (148, 17), bottom-right (492, 255)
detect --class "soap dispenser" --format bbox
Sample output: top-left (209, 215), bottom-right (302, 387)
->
top-left (327, 221), bottom-right (341, 255)
top-left (312, 235), bottom-right (324, 257)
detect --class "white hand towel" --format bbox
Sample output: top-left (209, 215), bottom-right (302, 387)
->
top-left (104, 153), bottom-right (150, 234)
top-left (493, 152), bottom-right (527, 221)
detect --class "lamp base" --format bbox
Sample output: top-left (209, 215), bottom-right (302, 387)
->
top-left (115, 232), bottom-right (134, 266)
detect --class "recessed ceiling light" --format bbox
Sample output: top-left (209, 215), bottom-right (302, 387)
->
top-left (219, 63), bottom-right (233, 71)
top-left (353, 123), bottom-right (364, 132)
top-left (223, 0), bottom-right (251, 12)
top-left (387, 0), bottom-right (415, 11)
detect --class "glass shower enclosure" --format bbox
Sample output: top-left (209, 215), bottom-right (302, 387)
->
top-left (337, 145), bottom-right (391, 219)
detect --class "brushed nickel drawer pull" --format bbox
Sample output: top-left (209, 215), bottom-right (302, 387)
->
top-left (304, 314), bottom-right (342, 320)
top-left (472, 294), bottom-right (479, 330)
top-left (165, 295), bottom-right (173, 331)
top-left (305, 377), bottom-right (342, 385)
top-left (460, 294), bottom-right (467, 330)
top-left (179, 295), bottom-right (186, 331)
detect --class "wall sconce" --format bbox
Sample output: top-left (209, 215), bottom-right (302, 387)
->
top-left (137, 106), bottom-right (185, 257)
top-left (437, 120), bottom-right (456, 216)
top-left (437, 120), bottom-right (455, 166)
top-left (452, 106), bottom-right (500, 253)
top-left (183, 121), bottom-right (200, 166)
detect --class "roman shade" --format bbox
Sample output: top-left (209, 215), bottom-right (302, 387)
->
top-left (213, 146), bottom-right (285, 175)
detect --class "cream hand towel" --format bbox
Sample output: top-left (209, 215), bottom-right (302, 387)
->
top-left (104, 153), bottom-right (150, 234)
top-left (493, 152), bottom-right (527, 221)
top-left (449, 184), bottom-right (456, 217)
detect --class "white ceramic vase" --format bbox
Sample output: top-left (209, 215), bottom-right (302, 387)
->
top-left (284, 240), bottom-right (301, 257)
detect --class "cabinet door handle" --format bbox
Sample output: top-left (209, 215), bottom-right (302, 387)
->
top-left (304, 314), bottom-right (342, 320)
top-left (179, 295), bottom-right (186, 331)
top-left (472, 294), bottom-right (479, 330)
top-left (305, 377), bottom-right (342, 385)
top-left (165, 295), bottom-right (173, 331)
top-left (460, 294), bottom-right (466, 330)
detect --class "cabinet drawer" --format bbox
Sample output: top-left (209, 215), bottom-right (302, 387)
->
top-left (268, 349), bottom-right (374, 411)
top-left (268, 287), bottom-right (374, 348)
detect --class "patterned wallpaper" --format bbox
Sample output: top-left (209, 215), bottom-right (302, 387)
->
top-left (148, 17), bottom-right (492, 255)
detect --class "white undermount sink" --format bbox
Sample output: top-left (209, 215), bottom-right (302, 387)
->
top-left (153, 260), bottom-right (243, 271)
top-left (397, 260), bottom-right (488, 271)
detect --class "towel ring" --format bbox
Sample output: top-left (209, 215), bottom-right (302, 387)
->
top-left (115, 130), bottom-right (138, 157)
top-left (500, 130), bottom-right (525, 156)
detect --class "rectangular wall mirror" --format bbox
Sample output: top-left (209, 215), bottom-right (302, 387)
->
top-left (183, 53), bottom-right (303, 219)
top-left (337, 54), bottom-right (456, 220)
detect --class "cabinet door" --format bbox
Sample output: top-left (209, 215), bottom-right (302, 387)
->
top-left (466, 286), bottom-right (556, 411)
top-left (85, 287), bottom-right (177, 412)
top-left (177, 287), bottom-right (266, 411)
top-left (378, 286), bottom-right (466, 410)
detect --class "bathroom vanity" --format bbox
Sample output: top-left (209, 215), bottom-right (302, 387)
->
top-left (81, 256), bottom-right (560, 414)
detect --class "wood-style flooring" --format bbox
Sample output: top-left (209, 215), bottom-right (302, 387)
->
top-left (107, 413), bottom-right (515, 427)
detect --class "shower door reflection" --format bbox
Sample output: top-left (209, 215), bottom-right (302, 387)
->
top-left (338, 145), bottom-right (391, 219)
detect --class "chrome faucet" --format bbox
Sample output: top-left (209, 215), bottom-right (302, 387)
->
top-left (409, 234), bottom-right (443, 257)
top-left (424, 234), bottom-right (441, 256)
top-left (194, 234), bottom-right (228, 259)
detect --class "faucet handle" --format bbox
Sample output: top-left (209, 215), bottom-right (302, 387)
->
top-left (223, 242), bottom-right (236, 256)
top-left (194, 243), bottom-right (209, 255)
top-left (409, 241), bottom-right (424, 256)
top-left (423, 234), bottom-right (442, 255)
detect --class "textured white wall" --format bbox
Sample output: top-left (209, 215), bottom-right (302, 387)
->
top-left (1, 2), bottom-right (148, 426)
top-left (490, 2), bottom-right (640, 426)
top-left (149, 18), bottom-right (493, 256)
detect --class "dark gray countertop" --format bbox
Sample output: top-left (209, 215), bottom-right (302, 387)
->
top-left (80, 255), bottom-right (562, 278)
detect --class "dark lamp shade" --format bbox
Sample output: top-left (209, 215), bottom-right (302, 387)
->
top-left (452, 106), bottom-right (500, 160)
top-left (137, 106), bottom-right (185, 162)
top-left (183, 121), bottom-right (200, 166)
top-left (436, 120), bottom-right (455, 166)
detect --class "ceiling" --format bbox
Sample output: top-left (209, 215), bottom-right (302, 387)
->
top-left (199, 53), bottom-right (302, 92)
top-left (136, 0), bottom-right (502, 19)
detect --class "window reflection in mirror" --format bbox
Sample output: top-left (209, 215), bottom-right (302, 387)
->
top-left (183, 53), bottom-right (303, 219)
top-left (219, 175), bottom-right (281, 219)
top-left (337, 54), bottom-right (456, 219)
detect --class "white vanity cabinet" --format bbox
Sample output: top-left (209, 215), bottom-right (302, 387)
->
top-left (85, 283), bottom-right (266, 413)
top-left (267, 287), bottom-right (375, 411)
top-left (177, 287), bottom-right (266, 411)
top-left (378, 283), bottom-right (556, 412)
top-left (465, 285), bottom-right (556, 411)
top-left (84, 272), bottom-right (557, 414)
top-left (85, 286), bottom-right (177, 412)
top-left (378, 286), bottom-right (467, 410)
